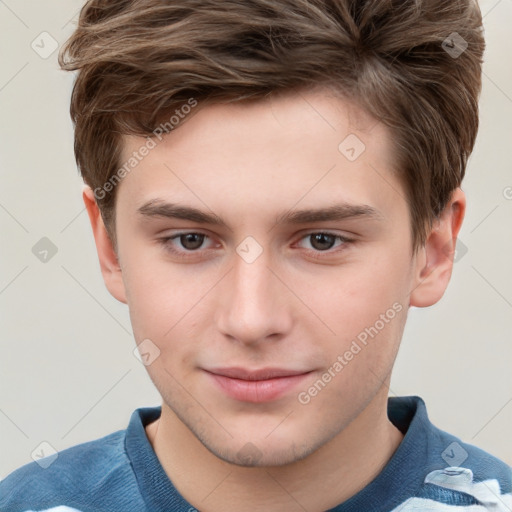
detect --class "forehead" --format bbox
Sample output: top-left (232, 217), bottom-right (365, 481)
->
top-left (116, 89), bottom-right (403, 225)
top-left (122, 88), bottom-right (389, 158)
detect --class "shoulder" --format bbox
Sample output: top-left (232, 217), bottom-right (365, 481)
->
top-left (0, 429), bottom-right (142, 512)
top-left (408, 397), bottom-right (511, 509)
top-left (428, 420), bottom-right (512, 493)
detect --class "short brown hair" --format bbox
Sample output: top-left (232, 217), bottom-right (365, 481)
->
top-left (59, 0), bottom-right (485, 251)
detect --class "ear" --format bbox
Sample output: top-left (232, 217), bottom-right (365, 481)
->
top-left (83, 186), bottom-right (127, 304)
top-left (410, 188), bottom-right (466, 308)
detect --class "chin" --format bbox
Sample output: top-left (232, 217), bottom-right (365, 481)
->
top-left (204, 438), bottom-right (318, 468)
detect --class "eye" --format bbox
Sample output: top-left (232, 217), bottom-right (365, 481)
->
top-left (158, 230), bottom-right (353, 261)
top-left (160, 232), bottom-right (214, 255)
top-left (297, 232), bottom-right (352, 253)
top-left (175, 233), bottom-right (207, 250)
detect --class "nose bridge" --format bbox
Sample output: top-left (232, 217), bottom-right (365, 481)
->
top-left (216, 241), bottom-right (290, 343)
top-left (233, 250), bottom-right (271, 307)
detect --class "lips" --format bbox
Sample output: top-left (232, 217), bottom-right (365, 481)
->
top-left (204, 367), bottom-right (312, 403)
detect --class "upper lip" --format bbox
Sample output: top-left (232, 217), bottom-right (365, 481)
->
top-left (205, 367), bottom-right (311, 381)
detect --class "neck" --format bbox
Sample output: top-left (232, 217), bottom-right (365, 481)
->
top-left (145, 386), bottom-right (404, 512)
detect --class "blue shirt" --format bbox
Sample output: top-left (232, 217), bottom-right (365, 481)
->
top-left (1, 396), bottom-right (511, 511)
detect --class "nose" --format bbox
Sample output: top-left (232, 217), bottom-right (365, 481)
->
top-left (215, 247), bottom-right (293, 346)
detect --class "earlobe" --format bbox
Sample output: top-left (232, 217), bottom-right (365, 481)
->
top-left (409, 188), bottom-right (466, 308)
top-left (83, 186), bottom-right (127, 304)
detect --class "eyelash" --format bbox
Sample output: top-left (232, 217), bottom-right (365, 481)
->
top-left (158, 231), bottom-right (354, 261)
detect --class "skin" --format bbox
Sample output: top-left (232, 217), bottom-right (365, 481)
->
top-left (84, 88), bottom-right (465, 512)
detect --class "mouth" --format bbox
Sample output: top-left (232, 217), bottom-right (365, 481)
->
top-left (203, 367), bottom-right (313, 403)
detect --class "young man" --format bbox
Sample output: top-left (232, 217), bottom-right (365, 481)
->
top-left (1, 0), bottom-right (511, 510)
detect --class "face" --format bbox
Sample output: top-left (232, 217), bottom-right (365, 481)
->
top-left (101, 89), bottom-right (426, 466)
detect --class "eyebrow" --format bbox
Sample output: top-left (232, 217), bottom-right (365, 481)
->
top-left (137, 200), bottom-right (383, 227)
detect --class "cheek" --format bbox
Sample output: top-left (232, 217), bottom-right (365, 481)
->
top-left (303, 250), bottom-right (410, 335)
top-left (306, 300), bottom-right (407, 405)
top-left (120, 243), bottom-right (196, 323)
top-left (291, 249), bottom-right (411, 397)
top-left (121, 256), bottom-right (214, 374)
top-left (121, 258), bottom-right (178, 342)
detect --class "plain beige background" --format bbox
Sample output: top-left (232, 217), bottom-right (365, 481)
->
top-left (0, 0), bottom-right (511, 479)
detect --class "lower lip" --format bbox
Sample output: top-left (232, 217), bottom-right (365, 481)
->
top-left (206, 372), bottom-right (311, 403)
